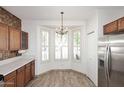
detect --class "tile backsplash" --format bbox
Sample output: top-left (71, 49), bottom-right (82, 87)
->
top-left (0, 51), bottom-right (21, 61)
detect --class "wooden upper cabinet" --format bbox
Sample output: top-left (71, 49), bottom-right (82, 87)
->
top-left (104, 20), bottom-right (118, 34)
top-left (9, 27), bottom-right (21, 50)
top-left (21, 31), bottom-right (28, 50)
top-left (0, 23), bottom-right (9, 50)
top-left (118, 17), bottom-right (124, 32)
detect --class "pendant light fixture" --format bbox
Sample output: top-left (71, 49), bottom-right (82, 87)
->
top-left (56, 12), bottom-right (68, 37)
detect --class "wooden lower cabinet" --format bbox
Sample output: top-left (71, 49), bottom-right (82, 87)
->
top-left (16, 66), bottom-right (25, 87)
top-left (25, 63), bottom-right (31, 85)
top-left (4, 60), bottom-right (35, 87)
top-left (31, 61), bottom-right (35, 79)
top-left (4, 71), bottom-right (16, 87)
top-left (4, 77), bottom-right (17, 87)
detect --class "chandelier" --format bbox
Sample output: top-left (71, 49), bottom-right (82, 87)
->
top-left (56, 12), bottom-right (68, 36)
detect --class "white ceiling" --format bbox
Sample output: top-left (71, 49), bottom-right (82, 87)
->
top-left (3, 6), bottom-right (97, 21)
top-left (3, 6), bottom-right (124, 21)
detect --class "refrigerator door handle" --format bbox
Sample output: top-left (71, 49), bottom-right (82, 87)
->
top-left (104, 45), bottom-right (109, 82)
top-left (108, 45), bottom-right (112, 78)
top-left (106, 45), bottom-right (110, 80)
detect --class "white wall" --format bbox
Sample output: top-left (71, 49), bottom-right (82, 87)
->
top-left (86, 11), bottom-right (98, 86)
top-left (22, 20), bottom-right (88, 75)
top-left (21, 21), bottom-right (39, 75)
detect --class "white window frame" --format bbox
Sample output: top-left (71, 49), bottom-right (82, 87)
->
top-left (72, 30), bottom-right (81, 61)
top-left (54, 32), bottom-right (69, 61)
top-left (41, 30), bottom-right (50, 62)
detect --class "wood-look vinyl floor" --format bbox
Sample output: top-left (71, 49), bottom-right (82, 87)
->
top-left (27, 69), bottom-right (95, 87)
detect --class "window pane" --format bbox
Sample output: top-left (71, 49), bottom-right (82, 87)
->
top-left (55, 32), bottom-right (68, 60)
top-left (73, 31), bottom-right (80, 60)
top-left (41, 31), bottom-right (45, 46)
top-left (42, 31), bottom-right (49, 46)
top-left (55, 33), bottom-right (68, 46)
top-left (45, 31), bottom-right (49, 46)
top-left (42, 47), bottom-right (49, 61)
top-left (73, 31), bottom-right (80, 46)
top-left (62, 34), bottom-right (68, 46)
top-left (41, 31), bottom-right (49, 61)
top-left (77, 47), bottom-right (80, 59)
top-left (73, 47), bottom-right (77, 59)
top-left (42, 48), bottom-right (44, 61)
top-left (62, 47), bottom-right (68, 59)
top-left (55, 47), bottom-right (61, 59)
top-left (73, 47), bottom-right (80, 60)
top-left (55, 33), bottom-right (61, 46)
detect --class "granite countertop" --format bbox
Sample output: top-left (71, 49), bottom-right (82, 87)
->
top-left (0, 55), bottom-right (35, 76)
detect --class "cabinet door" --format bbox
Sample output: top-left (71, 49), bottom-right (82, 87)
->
top-left (118, 17), bottom-right (124, 32)
top-left (4, 77), bottom-right (16, 87)
top-left (21, 31), bottom-right (28, 50)
top-left (25, 63), bottom-right (31, 85)
top-left (9, 27), bottom-right (21, 50)
top-left (4, 71), bottom-right (16, 87)
top-left (31, 61), bottom-right (35, 79)
top-left (104, 21), bottom-right (118, 34)
top-left (0, 23), bottom-right (8, 50)
top-left (16, 66), bottom-right (25, 87)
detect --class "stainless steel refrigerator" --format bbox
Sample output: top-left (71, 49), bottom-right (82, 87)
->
top-left (98, 34), bottom-right (124, 87)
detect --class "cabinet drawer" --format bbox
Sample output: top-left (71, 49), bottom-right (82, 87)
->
top-left (17, 66), bottom-right (25, 73)
top-left (26, 63), bottom-right (31, 67)
top-left (4, 71), bottom-right (16, 81)
top-left (31, 60), bottom-right (35, 64)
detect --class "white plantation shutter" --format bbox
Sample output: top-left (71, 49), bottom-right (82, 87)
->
top-left (41, 31), bottom-right (49, 61)
top-left (73, 31), bottom-right (80, 60)
top-left (55, 33), bottom-right (68, 60)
